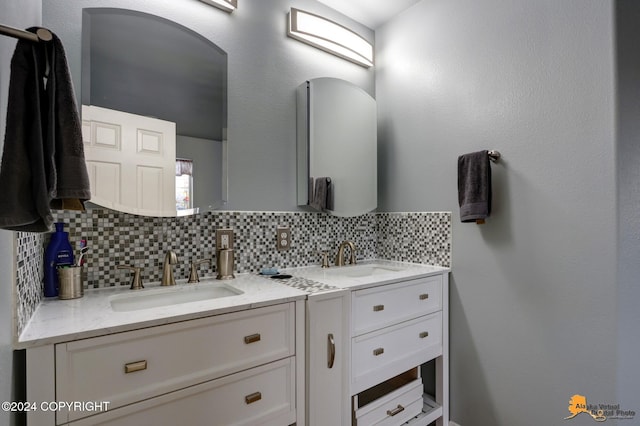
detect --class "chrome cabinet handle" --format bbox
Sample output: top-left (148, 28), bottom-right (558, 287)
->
top-left (245, 392), bottom-right (262, 405)
top-left (387, 404), bottom-right (405, 417)
top-left (373, 304), bottom-right (384, 312)
top-left (124, 360), bottom-right (147, 374)
top-left (327, 333), bottom-right (336, 368)
top-left (244, 333), bottom-right (261, 344)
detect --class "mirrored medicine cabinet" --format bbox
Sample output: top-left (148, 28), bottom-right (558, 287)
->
top-left (297, 78), bottom-right (377, 217)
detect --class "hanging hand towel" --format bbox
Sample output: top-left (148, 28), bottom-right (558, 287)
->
top-left (310, 177), bottom-right (332, 211)
top-left (458, 150), bottom-right (491, 223)
top-left (0, 27), bottom-right (91, 232)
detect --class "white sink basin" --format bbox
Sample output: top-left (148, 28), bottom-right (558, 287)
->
top-left (110, 282), bottom-right (244, 312)
top-left (291, 263), bottom-right (407, 282)
top-left (325, 264), bottom-right (404, 278)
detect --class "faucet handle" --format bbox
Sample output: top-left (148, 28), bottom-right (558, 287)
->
top-left (317, 251), bottom-right (330, 268)
top-left (117, 265), bottom-right (144, 290)
top-left (188, 258), bottom-right (212, 283)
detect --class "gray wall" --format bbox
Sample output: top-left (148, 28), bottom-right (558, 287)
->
top-left (616, 0), bottom-right (640, 411)
top-left (0, 2), bottom-right (41, 424)
top-left (43, 0), bottom-right (375, 213)
top-left (376, 0), bottom-right (618, 424)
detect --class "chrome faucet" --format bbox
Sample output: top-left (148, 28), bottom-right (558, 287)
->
top-left (335, 241), bottom-right (357, 266)
top-left (161, 250), bottom-right (178, 286)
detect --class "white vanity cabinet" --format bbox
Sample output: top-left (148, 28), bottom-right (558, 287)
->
top-left (24, 265), bottom-right (447, 426)
top-left (304, 269), bottom-right (449, 426)
top-left (350, 272), bottom-right (449, 426)
top-left (305, 289), bottom-right (351, 426)
top-left (26, 301), bottom-right (304, 426)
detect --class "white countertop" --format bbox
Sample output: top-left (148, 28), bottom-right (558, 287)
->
top-left (282, 259), bottom-right (449, 291)
top-left (17, 259), bottom-right (449, 349)
top-left (17, 273), bottom-right (307, 349)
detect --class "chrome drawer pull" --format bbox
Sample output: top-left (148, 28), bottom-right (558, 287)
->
top-left (419, 331), bottom-right (429, 339)
top-left (327, 333), bottom-right (336, 369)
top-left (124, 360), bottom-right (147, 374)
top-left (419, 293), bottom-right (429, 300)
top-left (245, 392), bottom-right (262, 405)
top-left (387, 404), bottom-right (405, 417)
top-left (373, 347), bottom-right (384, 356)
top-left (373, 304), bottom-right (384, 312)
top-left (244, 333), bottom-right (261, 344)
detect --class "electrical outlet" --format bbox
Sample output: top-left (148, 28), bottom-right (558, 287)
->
top-left (216, 229), bottom-right (234, 250)
top-left (276, 226), bottom-right (291, 251)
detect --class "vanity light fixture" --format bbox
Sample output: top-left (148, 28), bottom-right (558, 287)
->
top-left (287, 8), bottom-right (374, 68)
top-left (198, 0), bottom-right (237, 13)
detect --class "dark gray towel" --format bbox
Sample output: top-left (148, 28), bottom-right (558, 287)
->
top-left (0, 28), bottom-right (91, 232)
top-left (310, 177), bottom-right (332, 211)
top-left (458, 150), bottom-right (491, 223)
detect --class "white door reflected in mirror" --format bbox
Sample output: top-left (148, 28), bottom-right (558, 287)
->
top-left (82, 105), bottom-right (177, 217)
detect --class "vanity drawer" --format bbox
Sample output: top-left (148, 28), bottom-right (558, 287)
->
top-left (352, 275), bottom-right (441, 336)
top-left (55, 303), bottom-right (295, 424)
top-left (352, 312), bottom-right (442, 393)
top-left (354, 377), bottom-right (423, 426)
top-left (66, 357), bottom-right (296, 426)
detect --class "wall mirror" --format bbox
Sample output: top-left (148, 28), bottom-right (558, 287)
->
top-left (80, 8), bottom-right (227, 217)
top-left (297, 78), bottom-right (377, 217)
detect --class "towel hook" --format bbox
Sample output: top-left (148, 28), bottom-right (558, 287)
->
top-left (488, 150), bottom-right (501, 162)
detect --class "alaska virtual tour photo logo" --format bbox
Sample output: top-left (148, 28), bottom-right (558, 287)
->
top-left (564, 394), bottom-right (636, 422)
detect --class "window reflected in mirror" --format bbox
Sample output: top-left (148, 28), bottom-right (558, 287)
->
top-left (176, 159), bottom-right (194, 211)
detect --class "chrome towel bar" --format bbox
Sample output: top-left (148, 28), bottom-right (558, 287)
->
top-left (0, 23), bottom-right (52, 43)
top-left (488, 150), bottom-right (501, 162)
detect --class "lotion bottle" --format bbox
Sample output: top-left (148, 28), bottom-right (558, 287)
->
top-left (44, 223), bottom-right (74, 297)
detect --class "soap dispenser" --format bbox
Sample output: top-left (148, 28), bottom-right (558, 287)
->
top-left (216, 249), bottom-right (235, 280)
top-left (44, 222), bottom-right (75, 297)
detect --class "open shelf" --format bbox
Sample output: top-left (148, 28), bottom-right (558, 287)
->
top-left (402, 394), bottom-right (442, 426)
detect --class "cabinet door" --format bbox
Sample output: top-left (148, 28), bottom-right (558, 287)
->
top-left (306, 290), bottom-right (350, 426)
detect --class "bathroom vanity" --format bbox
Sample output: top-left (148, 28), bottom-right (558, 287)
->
top-left (20, 276), bottom-right (307, 426)
top-left (19, 261), bottom-right (448, 426)
top-left (293, 261), bottom-right (449, 426)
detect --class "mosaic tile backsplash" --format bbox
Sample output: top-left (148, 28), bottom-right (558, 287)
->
top-left (15, 209), bottom-right (451, 335)
top-left (15, 232), bottom-right (46, 336)
top-left (377, 212), bottom-right (452, 266)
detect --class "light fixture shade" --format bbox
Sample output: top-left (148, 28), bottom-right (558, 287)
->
top-left (287, 8), bottom-right (373, 68)
top-left (199, 0), bottom-right (237, 12)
